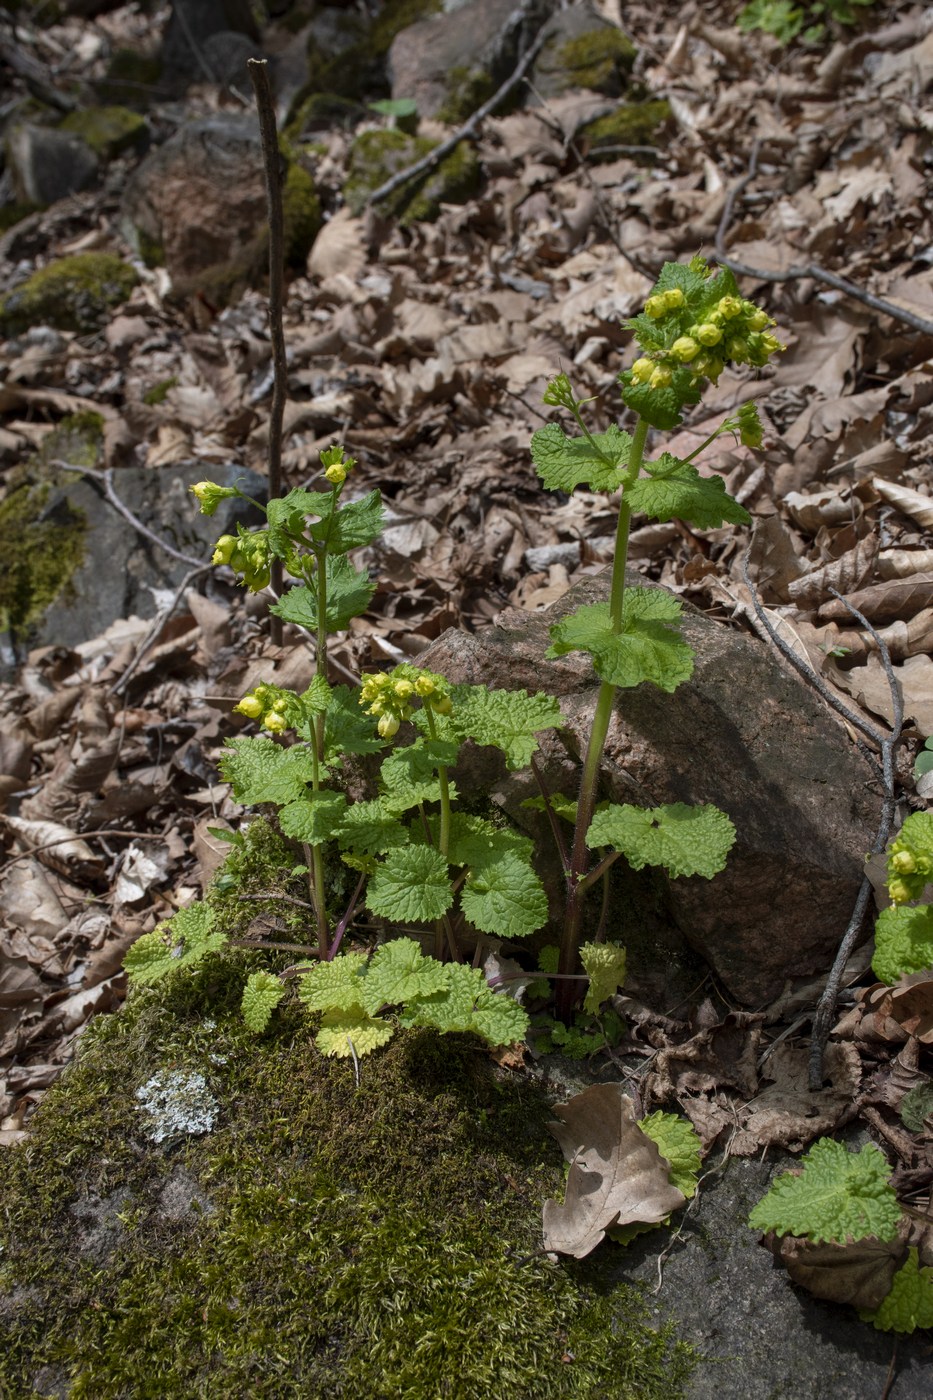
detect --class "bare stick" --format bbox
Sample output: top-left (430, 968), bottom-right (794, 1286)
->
top-left (247, 57), bottom-right (286, 647)
top-left (52, 461), bottom-right (206, 567)
top-left (110, 564), bottom-right (212, 698)
top-left (366, 28), bottom-right (549, 208)
top-left (716, 143), bottom-right (933, 337)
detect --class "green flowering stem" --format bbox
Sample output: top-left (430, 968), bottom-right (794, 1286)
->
top-left (557, 414), bottom-right (648, 1021)
top-left (423, 703), bottom-right (453, 959)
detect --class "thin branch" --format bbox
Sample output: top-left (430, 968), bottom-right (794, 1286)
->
top-left (716, 142), bottom-right (933, 336)
top-left (110, 564), bottom-right (212, 698)
top-left (53, 461), bottom-right (206, 568)
top-left (0, 828), bottom-right (169, 874)
top-left (366, 27), bottom-right (549, 208)
top-left (248, 57), bottom-right (287, 647)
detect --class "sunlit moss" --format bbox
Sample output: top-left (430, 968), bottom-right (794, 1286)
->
top-left (0, 252), bottom-right (138, 334)
top-left (345, 129), bottom-right (479, 222)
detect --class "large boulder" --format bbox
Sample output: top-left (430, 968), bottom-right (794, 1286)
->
top-left (418, 573), bottom-right (882, 1006)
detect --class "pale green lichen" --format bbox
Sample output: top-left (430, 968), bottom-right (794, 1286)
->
top-left (0, 953), bottom-right (696, 1399)
top-left (142, 376), bottom-right (177, 406)
top-left (0, 252), bottom-right (138, 334)
top-left (345, 128), bottom-right (479, 222)
top-left (59, 105), bottom-right (149, 160)
top-left (580, 99), bottom-right (672, 156)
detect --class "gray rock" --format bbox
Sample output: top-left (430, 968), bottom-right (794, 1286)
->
top-left (530, 3), bottom-right (636, 101)
top-left (202, 30), bottom-right (261, 90)
top-left (418, 572), bottom-right (881, 1005)
top-left (30, 461), bottom-right (265, 656)
top-left (7, 123), bottom-right (99, 205)
top-left (159, 0), bottom-right (260, 89)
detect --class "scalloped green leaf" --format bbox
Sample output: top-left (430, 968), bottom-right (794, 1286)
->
top-left (580, 941), bottom-right (627, 1015)
top-left (587, 801), bottom-right (735, 880)
top-left (124, 902), bottom-right (227, 985)
top-left (309, 489), bottom-right (384, 554)
top-left (322, 685), bottom-right (384, 763)
top-left (546, 591), bottom-right (694, 692)
top-left (460, 849), bottom-right (548, 938)
top-left (241, 970), bottom-right (286, 1033)
top-left (445, 812), bottom-right (534, 868)
top-left (366, 845), bottom-right (453, 923)
top-left (270, 556), bottom-right (376, 632)
top-left (628, 455), bottom-right (750, 528)
top-left (267, 487), bottom-right (334, 555)
top-left (872, 904), bottom-right (933, 984)
top-left (297, 952), bottom-right (368, 1012)
top-left (748, 1140), bottom-right (901, 1245)
top-left (378, 741), bottom-right (456, 814)
top-left (639, 1112), bottom-right (702, 1199)
top-left (860, 1249), bottom-right (933, 1333)
top-left (219, 736), bottom-right (314, 805)
top-left (315, 1006), bottom-right (394, 1058)
top-left (402, 963), bottom-right (529, 1046)
top-left (279, 789), bottom-right (349, 844)
top-left (445, 685), bottom-right (563, 770)
top-left (469, 982), bottom-right (530, 1046)
top-left (530, 422), bottom-right (632, 493)
top-left (360, 937), bottom-right (449, 1014)
top-left (299, 673), bottom-right (333, 716)
top-left (333, 799), bottom-right (409, 855)
top-left (620, 364), bottom-right (702, 432)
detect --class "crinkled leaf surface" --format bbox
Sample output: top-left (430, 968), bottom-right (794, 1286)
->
top-left (297, 953), bottom-right (368, 1012)
top-left (241, 970), bottom-right (286, 1033)
top-left (278, 789), bottom-right (348, 844)
top-left (323, 686), bottom-right (384, 762)
top-left (587, 801), bottom-right (735, 879)
top-left (627, 454), bottom-right (750, 528)
top-left (360, 937), bottom-right (449, 1014)
top-left (334, 799), bottom-right (409, 855)
top-left (270, 556), bottom-right (375, 632)
top-left (266, 487), bottom-right (333, 555)
top-left (749, 1140), bottom-right (901, 1244)
top-left (460, 849), bottom-right (548, 938)
top-left (366, 845), bottom-right (453, 922)
top-left (124, 903), bottom-right (226, 985)
top-left (308, 489), bottom-right (384, 554)
top-left (872, 904), bottom-right (933, 984)
top-left (638, 1112), bottom-right (702, 1200)
top-left (220, 736), bottom-right (314, 805)
top-left (402, 963), bottom-right (529, 1046)
top-left (581, 941), bottom-right (627, 1015)
top-left (442, 686), bottom-right (563, 770)
top-left (547, 592), bottom-right (694, 693)
top-left (530, 422), bottom-right (632, 493)
top-left (542, 1084), bottom-right (687, 1259)
top-left (860, 1249), bottom-right (933, 1333)
top-left (442, 812), bottom-right (534, 869)
top-left (315, 1006), bottom-right (394, 1058)
top-left (378, 741), bottom-right (454, 814)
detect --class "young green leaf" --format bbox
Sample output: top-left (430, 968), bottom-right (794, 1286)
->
top-left (299, 673), bottom-right (334, 716)
top-left (323, 685), bottom-right (384, 762)
top-left (124, 903), bottom-right (227, 985)
top-left (270, 556), bottom-right (376, 632)
top-left (620, 365), bottom-right (702, 432)
top-left (627, 455), bottom-right (751, 528)
top-left (333, 799), bottom-right (410, 855)
top-left (378, 741), bottom-right (456, 814)
top-left (580, 941), bottom-right (627, 1015)
top-left (444, 812), bottom-right (535, 868)
top-left (872, 905), bottom-right (933, 985)
top-left (547, 591), bottom-right (694, 693)
top-left (266, 487), bottom-right (333, 555)
top-left (639, 1112), bottom-right (702, 1199)
top-left (241, 970), bottom-right (286, 1033)
top-left (403, 962), bottom-right (529, 1046)
top-left (308, 489), bottom-right (384, 554)
top-left (220, 736), bottom-right (315, 804)
top-left (445, 685), bottom-right (564, 770)
top-left (366, 845), bottom-right (453, 922)
top-left (297, 952), bottom-right (368, 1011)
top-left (860, 1249), bottom-right (933, 1333)
top-left (315, 1006), bottom-right (394, 1058)
top-left (278, 789), bottom-right (349, 844)
top-left (748, 1140), bottom-right (901, 1245)
top-left (460, 849), bottom-right (548, 938)
top-left (587, 801), bottom-right (736, 880)
top-left (530, 422), bottom-right (632, 493)
top-left (359, 937), bottom-right (449, 1014)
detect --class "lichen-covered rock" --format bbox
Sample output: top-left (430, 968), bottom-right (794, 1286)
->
top-left (580, 99), bottom-right (672, 155)
top-left (345, 127), bottom-right (479, 221)
top-left (417, 573), bottom-right (882, 1006)
top-left (6, 122), bottom-right (99, 205)
top-left (533, 7), bottom-right (636, 99)
top-left (0, 252), bottom-right (138, 334)
top-left (121, 114), bottom-right (321, 300)
top-left (59, 104), bottom-right (150, 160)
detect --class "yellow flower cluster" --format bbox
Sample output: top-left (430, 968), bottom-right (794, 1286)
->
top-left (359, 667), bottom-right (452, 739)
top-left (632, 291), bottom-right (783, 391)
top-left (234, 684), bottom-right (295, 733)
top-left (211, 532), bottom-right (272, 591)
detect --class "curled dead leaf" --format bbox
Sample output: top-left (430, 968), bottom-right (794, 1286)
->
top-left (542, 1083), bottom-right (685, 1260)
top-left (767, 1224), bottom-right (909, 1311)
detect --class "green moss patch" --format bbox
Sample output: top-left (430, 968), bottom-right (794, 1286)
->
top-left (346, 128), bottom-right (479, 222)
top-left (0, 952), bottom-right (694, 1399)
top-left (554, 28), bottom-right (636, 95)
top-left (96, 48), bottom-right (163, 109)
top-left (580, 100), bottom-right (672, 156)
top-left (282, 161), bottom-right (323, 265)
top-left (0, 252), bottom-right (138, 335)
top-left (59, 106), bottom-right (149, 160)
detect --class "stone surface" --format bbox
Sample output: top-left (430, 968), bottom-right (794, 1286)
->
top-left (388, 0), bottom-right (553, 120)
top-left (28, 462), bottom-right (265, 657)
top-left (7, 123), bottom-right (99, 205)
top-left (530, 4), bottom-right (636, 100)
top-left (159, 0), bottom-right (260, 89)
top-left (419, 573), bottom-right (882, 1005)
top-left (121, 113), bottom-right (268, 297)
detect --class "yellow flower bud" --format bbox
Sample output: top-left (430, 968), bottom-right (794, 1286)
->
top-left (234, 694), bottom-right (264, 720)
top-left (662, 288), bottom-right (685, 310)
top-left (718, 296), bottom-right (742, 319)
top-left (747, 309), bottom-right (770, 332)
top-left (649, 365), bottom-right (672, 389)
top-left (212, 535), bottom-right (237, 566)
top-left (888, 878), bottom-right (911, 905)
top-left (378, 713), bottom-right (400, 738)
top-left (432, 695), bottom-right (453, 716)
top-left (263, 712), bottom-right (288, 733)
top-left (671, 336), bottom-right (699, 363)
top-left (695, 323), bottom-right (722, 346)
top-left (630, 357), bottom-right (654, 384)
top-left (325, 463), bottom-right (346, 486)
top-left (892, 850), bottom-right (916, 875)
top-left (414, 677), bottom-right (435, 697)
top-left (393, 679), bottom-right (414, 700)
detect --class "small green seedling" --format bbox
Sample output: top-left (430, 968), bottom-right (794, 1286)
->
top-left (871, 811), bottom-right (933, 984)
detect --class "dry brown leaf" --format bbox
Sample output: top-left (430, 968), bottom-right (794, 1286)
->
top-left (877, 550), bottom-right (933, 580)
top-left (872, 477), bottom-right (933, 530)
top-left (746, 514), bottom-right (807, 602)
top-left (829, 652), bottom-right (933, 732)
top-left (741, 1042), bottom-right (861, 1151)
top-left (768, 1227), bottom-right (908, 1312)
top-left (784, 488), bottom-right (863, 533)
top-left (2, 816), bottom-right (97, 873)
top-left (542, 1084), bottom-right (685, 1260)
top-left (888, 976), bottom-right (933, 1044)
top-left (786, 536), bottom-right (876, 607)
top-left (818, 573), bottom-right (933, 623)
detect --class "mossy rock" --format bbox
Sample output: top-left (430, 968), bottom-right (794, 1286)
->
top-left (0, 948), bottom-right (695, 1398)
top-left (345, 128), bottom-right (479, 223)
top-left (580, 99), bottom-right (673, 156)
top-left (282, 158), bottom-right (323, 265)
top-left (0, 412), bottom-right (101, 636)
top-left (436, 64), bottom-right (498, 125)
top-left (295, 0), bottom-right (442, 107)
top-left (0, 252), bottom-right (138, 335)
top-left (59, 105), bottom-right (150, 161)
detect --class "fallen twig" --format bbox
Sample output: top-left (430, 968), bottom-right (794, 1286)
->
top-left (716, 143), bottom-right (933, 337)
top-left (366, 26), bottom-right (549, 209)
top-left (53, 461), bottom-right (206, 568)
top-left (247, 57), bottom-right (286, 647)
top-left (110, 564), bottom-right (212, 699)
